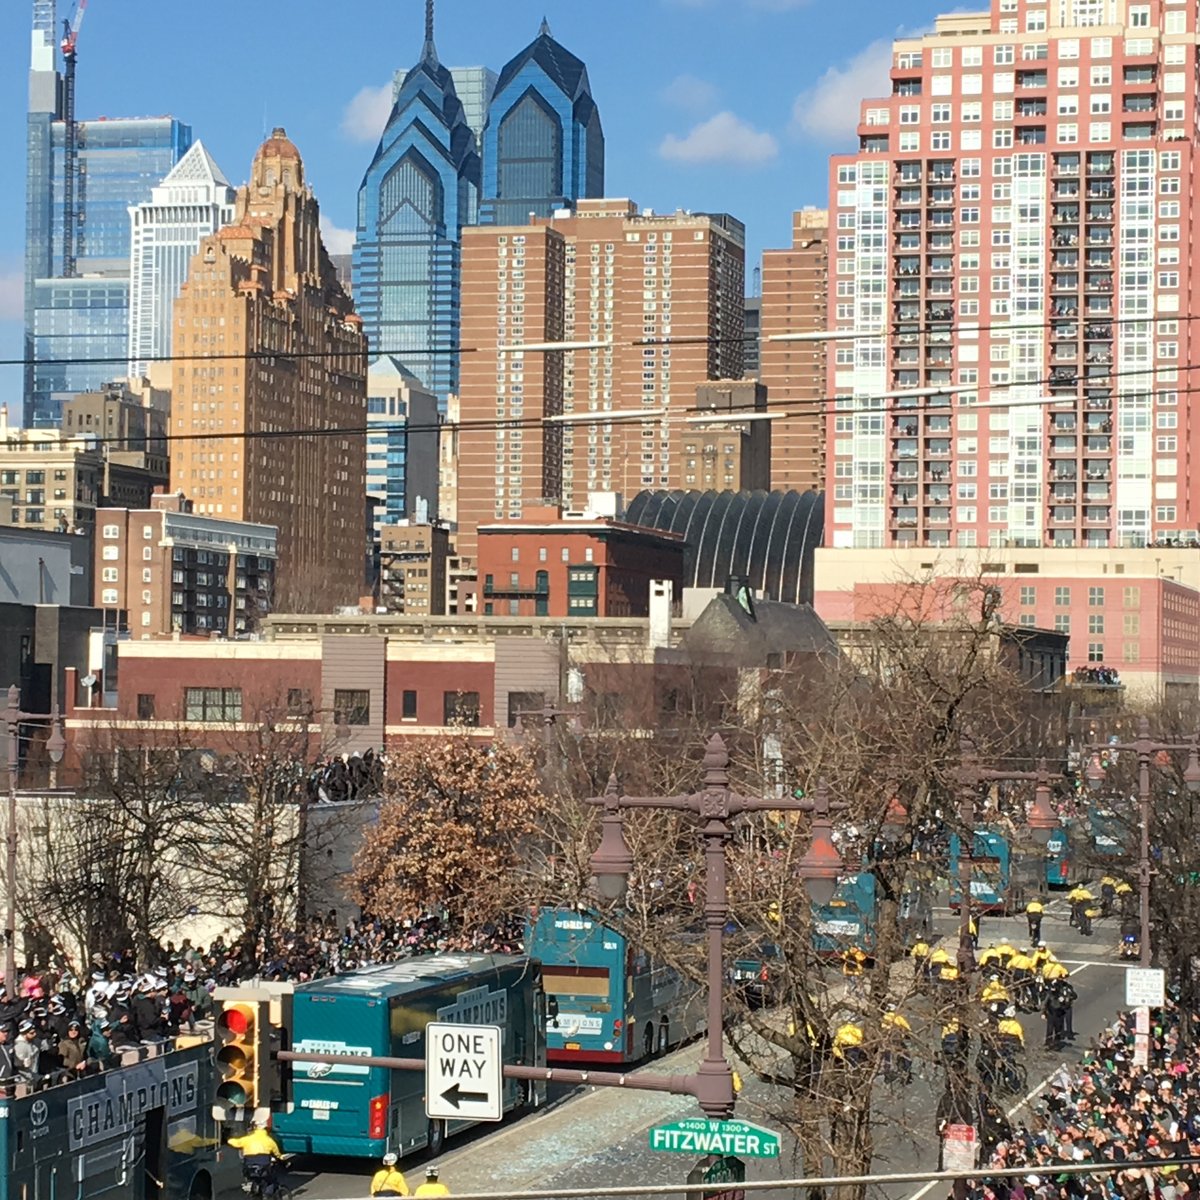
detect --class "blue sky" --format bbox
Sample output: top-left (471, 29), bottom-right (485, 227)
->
top-left (0, 0), bottom-right (947, 414)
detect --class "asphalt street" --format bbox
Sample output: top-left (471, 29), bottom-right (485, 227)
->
top-left (282, 894), bottom-right (1130, 1200)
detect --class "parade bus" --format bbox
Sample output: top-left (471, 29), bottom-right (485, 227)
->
top-left (948, 829), bottom-right (1018, 913)
top-left (1044, 826), bottom-right (1072, 887)
top-left (526, 908), bottom-right (705, 1067)
top-left (812, 871), bottom-right (878, 957)
top-left (272, 954), bottom-right (546, 1161)
top-left (0, 1038), bottom-right (230, 1200)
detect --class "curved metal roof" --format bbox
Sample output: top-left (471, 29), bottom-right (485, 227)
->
top-left (626, 489), bottom-right (825, 605)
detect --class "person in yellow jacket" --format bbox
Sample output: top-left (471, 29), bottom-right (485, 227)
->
top-left (413, 1167), bottom-right (450, 1198)
top-left (993, 942), bottom-right (1016, 967)
top-left (1042, 959), bottom-right (1070, 982)
top-left (229, 1119), bottom-right (284, 1197)
top-left (881, 1005), bottom-right (913, 1083)
top-left (842, 946), bottom-right (867, 997)
top-left (370, 1153), bottom-right (411, 1197)
top-left (832, 1021), bottom-right (865, 1064)
top-left (1007, 947), bottom-right (1036, 1004)
top-left (1031, 943), bottom-right (1054, 971)
top-left (978, 943), bottom-right (1005, 972)
top-left (980, 977), bottom-right (1010, 1006)
top-left (1068, 884), bottom-right (1094, 928)
top-left (997, 1013), bottom-right (1025, 1047)
top-left (1026, 898), bottom-right (1044, 942)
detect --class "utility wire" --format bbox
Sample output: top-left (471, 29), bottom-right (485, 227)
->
top-left (18, 357), bottom-right (1191, 452)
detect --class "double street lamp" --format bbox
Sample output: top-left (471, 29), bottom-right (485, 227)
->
top-left (1085, 718), bottom-right (1200, 968)
top-left (587, 732), bottom-right (820, 1119)
top-left (3, 685), bottom-right (67, 991)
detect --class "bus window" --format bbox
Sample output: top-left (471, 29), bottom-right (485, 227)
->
top-left (543, 968), bottom-right (610, 998)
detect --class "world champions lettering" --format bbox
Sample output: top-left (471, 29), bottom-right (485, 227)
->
top-left (67, 1062), bottom-right (199, 1150)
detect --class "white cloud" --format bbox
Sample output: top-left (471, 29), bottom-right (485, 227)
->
top-left (659, 111), bottom-right (778, 167)
top-left (0, 271), bottom-right (22, 322)
top-left (791, 38), bottom-right (893, 141)
top-left (341, 82), bottom-right (394, 144)
top-left (660, 73), bottom-right (719, 114)
top-left (320, 215), bottom-right (356, 257)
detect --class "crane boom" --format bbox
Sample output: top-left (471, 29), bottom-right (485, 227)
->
top-left (60, 0), bottom-right (88, 278)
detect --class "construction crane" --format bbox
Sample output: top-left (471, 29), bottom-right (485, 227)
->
top-left (60, 0), bottom-right (88, 278)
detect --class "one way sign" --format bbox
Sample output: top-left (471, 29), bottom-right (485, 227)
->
top-left (424, 1023), bottom-right (503, 1122)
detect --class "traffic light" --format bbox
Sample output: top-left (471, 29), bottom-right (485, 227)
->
top-left (212, 986), bottom-right (270, 1123)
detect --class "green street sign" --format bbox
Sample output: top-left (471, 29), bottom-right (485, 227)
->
top-left (649, 1118), bottom-right (781, 1159)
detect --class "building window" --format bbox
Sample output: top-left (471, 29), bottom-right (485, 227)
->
top-left (102, 525), bottom-right (119, 539)
top-left (334, 688), bottom-right (370, 726)
top-left (1054, 586), bottom-right (1071, 606)
top-left (401, 690), bottom-right (418, 721)
top-left (101, 588), bottom-right (119, 605)
top-left (1088, 586), bottom-right (1104, 606)
top-left (1088, 615), bottom-right (1104, 634)
top-left (183, 687), bottom-right (243, 722)
top-left (443, 691), bottom-right (481, 727)
top-left (142, 526), bottom-right (153, 540)
top-left (507, 691), bottom-right (545, 729)
top-left (1019, 586), bottom-right (1036, 606)
top-left (1087, 642), bottom-right (1105, 664)
top-left (1054, 615), bottom-right (1070, 634)
top-left (136, 694), bottom-right (156, 720)
top-left (286, 688), bottom-right (310, 714)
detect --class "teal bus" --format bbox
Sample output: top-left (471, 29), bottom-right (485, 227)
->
top-left (273, 954), bottom-right (546, 1160)
top-left (1044, 826), bottom-right (1071, 887)
top-left (948, 829), bottom-right (1018, 913)
top-left (0, 1038), bottom-right (231, 1200)
top-left (812, 871), bottom-right (877, 957)
top-left (526, 908), bottom-right (705, 1066)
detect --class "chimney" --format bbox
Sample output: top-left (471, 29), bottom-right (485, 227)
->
top-left (649, 579), bottom-right (673, 649)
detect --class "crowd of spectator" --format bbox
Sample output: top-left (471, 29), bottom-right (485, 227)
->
top-left (965, 997), bottom-right (1200, 1199)
top-left (1072, 666), bottom-right (1121, 687)
top-left (0, 910), bottom-right (528, 1088)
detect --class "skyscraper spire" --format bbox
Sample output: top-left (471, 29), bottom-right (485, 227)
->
top-left (539, 15), bottom-right (551, 36)
top-left (422, 0), bottom-right (437, 62)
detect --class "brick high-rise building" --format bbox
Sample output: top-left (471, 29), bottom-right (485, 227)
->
top-left (457, 200), bottom-right (745, 554)
top-left (170, 129), bottom-right (367, 609)
top-left (760, 208), bottom-right (828, 492)
top-left (827, 0), bottom-right (1199, 552)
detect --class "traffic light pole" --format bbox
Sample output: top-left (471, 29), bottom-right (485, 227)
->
top-left (279, 1049), bottom-right (715, 1101)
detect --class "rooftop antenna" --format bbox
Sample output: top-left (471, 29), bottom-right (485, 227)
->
top-left (539, 15), bottom-right (551, 35)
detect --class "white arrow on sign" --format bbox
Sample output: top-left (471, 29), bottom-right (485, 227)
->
top-left (424, 1022), bottom-right (503, 1122)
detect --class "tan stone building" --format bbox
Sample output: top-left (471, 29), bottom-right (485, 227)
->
top-left (759, 208), bottom-right (828, 493)
top-left (378, 522), bottom-right (450, 616)
top-left (169, 128), bottom-right (367, 610)
top-left (681, 380), bottom-right (770, 492)
top-left (457, 200), bottom-right (745, 555)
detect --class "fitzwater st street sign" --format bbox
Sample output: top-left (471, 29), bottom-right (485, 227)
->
top-left (649, 1118), bottom-right (781, 1158)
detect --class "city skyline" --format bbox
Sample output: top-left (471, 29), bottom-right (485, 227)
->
top-left (0, 0), bottom-right (945, 416)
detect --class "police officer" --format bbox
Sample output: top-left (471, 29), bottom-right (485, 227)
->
top-left (229, 1117), bottom-right (284, 1197)
top-left (1025, 898), bottom-right (1044, 943)
top-left (414, 1167), bottom-right (450, 1198)
top-left (370, 1152), bottom-right (410, 1197)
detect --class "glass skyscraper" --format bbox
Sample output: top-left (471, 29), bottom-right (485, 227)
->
top-left (354, 4), bottom-right (480, 403)
top-left (480, 19), bottom-right (604, 226)
top-left (27, 117), bottom-right (192, 426)
top-left (24, 3), bottom-right (192, 426)
top-left (128, 141), bottom-right (236, 376)
top-left (392, 64), bottom-right (497, 154)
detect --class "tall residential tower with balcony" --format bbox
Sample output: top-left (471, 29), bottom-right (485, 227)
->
top-left (826, 0), bottom-right (1197, 552)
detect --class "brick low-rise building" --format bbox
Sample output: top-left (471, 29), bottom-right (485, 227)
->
top-left (475, 505), bottom-right (684, 618)
top-left (96, 491), bottom-right (276, 638)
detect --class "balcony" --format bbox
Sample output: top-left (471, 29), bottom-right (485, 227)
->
top-left (1017, 70), bottom-right (1048, 88)
top-left (1084, 483), bottom-right (1111, 502)
top-left (1052, 467), bottom-right (1078, 482)
top-left (1050, 508), bottom-right (1076, 524)
top-left (1050, 484), bottom-right (1078, 502)
top-left (1086, 435), bottom-right (1112, 453)
top-left (1051, 274), bottom-right (1080, 293)
top-left (1052, 206), bottom-right (1081, 224)
top-left (1123, 95), bottom-right (1155, 113)
top-left (1051, 415), bottom-right (1078, 432)
top-left (1051, 347), bottom-right (1079, 364)
top-left (1051, 322), bottom-right (1078, 340)
top-left (926, 439), bottom-right (952, 458)
top-left (928, 256), bottom-right (953, 274)
top-left (1084, 463), bottom-right (1112, 481)
top-left (1050, 299), bottom-right (1080, 317)
top-left (893, 439), bottom-right (919, 459)
top-left (925, 485), bottom-right (951, 503)
top-left (929, 188), bottom-right (956, 207)
top-left (1085, 323), bottom-right (1112, 340)
top-left (897, 188), bottom-right (922, 207)
top-left (1051, 436), bottom-right (1078, 454)
top-left (1085, 274), bottom-right (1113, 292)
top-left (1084, 507), bottom-right (1111, 525)
top-left (1087, 155), bottom-right (1115, 176)
top-left (1052, 252), bottom-right (1079, 270)
top-left (1052, 231), bottom-right (1079, 247)
top-left (1016, 98), bottom-right (1048, 117)
top-left (1084, 416), bottom-right (1113, 434)
top-left (928, 232), bottom-right (954, 250)
top-left (926, 508), bottom-right (951, 527)
top-left (893, 420), bottom-right (920, 437)
top-left (893, 487), bottom-right (918, 504)
top-left (1054, 182), bottom-right (1080, 199)
top-left (1086, 204), bottom-right (1114, 221)
top-left (1054, 156), bottom-right (1081, 177)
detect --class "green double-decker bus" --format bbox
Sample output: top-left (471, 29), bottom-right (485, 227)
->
top-left (273, 954), bottom-right (546, 1160)
top-left (0, 1039), bottom-right (231, 1200)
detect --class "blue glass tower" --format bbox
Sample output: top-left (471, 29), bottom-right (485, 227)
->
top-left (28, 116), bottom-right (192, 426)
top-left (480, 18), bottom-right (604, 226)
top-left (352, 0), bottom-right (480, 404)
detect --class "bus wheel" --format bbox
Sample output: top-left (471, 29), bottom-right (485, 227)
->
top-left (427, 1119), bottom-right (446, 1158)
top-left (656, 1021), bottom-right (669, 1056)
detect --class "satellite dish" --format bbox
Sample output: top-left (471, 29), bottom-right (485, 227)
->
top-left (80, 674), bottom-right (97, 689)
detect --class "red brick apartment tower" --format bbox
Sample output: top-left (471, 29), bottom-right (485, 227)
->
top-left (760, 208), bottom-right (829, 492)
